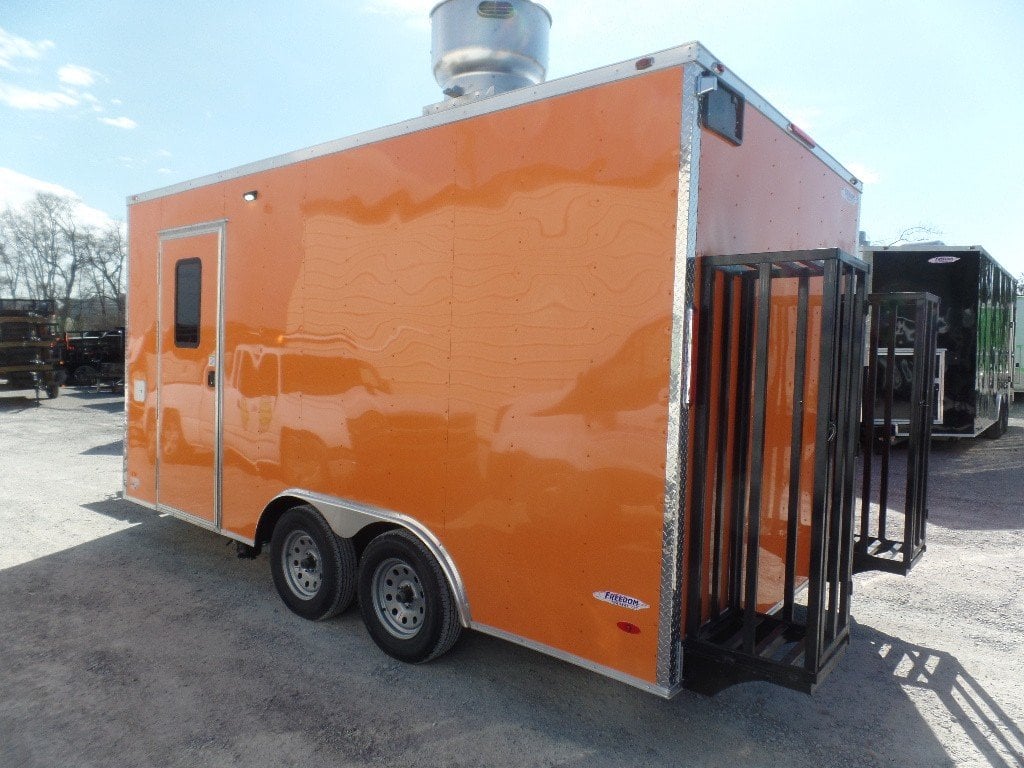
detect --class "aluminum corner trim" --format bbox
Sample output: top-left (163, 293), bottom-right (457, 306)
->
top-left (655, 62), bottom-right (702, 691)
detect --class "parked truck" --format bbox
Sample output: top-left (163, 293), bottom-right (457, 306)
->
top-left (0, 298), bottom-right (61, 399)
top-left (125, 0), bottom-right (878, 696)
top-left (867, 246), bottom-right (1016, 438)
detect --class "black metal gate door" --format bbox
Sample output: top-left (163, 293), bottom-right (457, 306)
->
top-left (682, 248), bottom-right (868, 693)
top-left (855, 292), bottom-right (939, 575)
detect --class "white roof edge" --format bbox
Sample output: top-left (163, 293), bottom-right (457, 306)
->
top-left (128, 41), bottom-right (860, 206)
top-left (867, 245), bottom-right (1016, 277)
top-left (865, 245), bottom-right (985, 253)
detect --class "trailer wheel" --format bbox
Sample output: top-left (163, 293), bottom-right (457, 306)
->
top-left (74, 364), bottom-right (99, 386)
top-left (44, 382), bottom-right (59, 399)
top-left (270, 505), bottom-right (356, 621)
top-left (358, 530), bottom-right (461, 663)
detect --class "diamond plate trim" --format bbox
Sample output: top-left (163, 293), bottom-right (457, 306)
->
top-left (656, 63), bottom-right (702, 689)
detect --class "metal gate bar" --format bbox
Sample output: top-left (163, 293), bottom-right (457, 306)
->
top-left (855, 292), bottom-right (938, 575)
top-left (683, 248), bottom-right (869, 693)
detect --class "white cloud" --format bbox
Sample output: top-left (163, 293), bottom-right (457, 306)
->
top-left (0, 27), bottom-right (54, 70)
top-left (848, 162), bottom-right (881, 185)
top-left (57, 64), bottom-right (98, 87)
top-left (0, 81), bottom-right (78, 110)
top-left (99, 115), bottom-right (138, 129)
top-left (157, 167), bottom-right (173, 175)
top-left (0, 167), bottom-right (115, 229)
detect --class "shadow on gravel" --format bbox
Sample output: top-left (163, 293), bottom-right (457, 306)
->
top-left (854, 622), bottom-right (1024, 768)
top-left (82, 400), bottom-right (124, 414)
top-left (925, 422), bottom-right (1024, 532)
top-left (0, 394), bottom-right (40, 410)
top-left (0, 498), bottom-right (997, 768)
top-left (80, 497), bottom-right (153, 525)
top-left (81, 440), bottom-right (124, 456)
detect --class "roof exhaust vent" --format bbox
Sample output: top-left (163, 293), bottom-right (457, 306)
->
top-left (425, 0), bottom-right (551, 115)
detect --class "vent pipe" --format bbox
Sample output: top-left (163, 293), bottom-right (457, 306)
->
top-left (426, 0), bottom-right (551, 114)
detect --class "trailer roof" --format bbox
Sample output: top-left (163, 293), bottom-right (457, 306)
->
top-left (865, 245), bottom-right (1015, 280)
top-left (129, 42), bottom-right (860, 206)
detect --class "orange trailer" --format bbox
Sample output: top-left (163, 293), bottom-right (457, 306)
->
top-left (125, 32), bottom-right (867, 696)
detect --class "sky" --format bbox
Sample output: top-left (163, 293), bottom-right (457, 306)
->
top-left (1, 0), bottom-right (1023, 274)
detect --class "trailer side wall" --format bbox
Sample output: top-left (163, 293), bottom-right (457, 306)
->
top-left (687, 107), bottom-right (861, 622)
top-left (127, 67), bottom-right (685, 684)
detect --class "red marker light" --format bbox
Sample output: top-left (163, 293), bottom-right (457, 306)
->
top-left (617, 621), bottom-right (641, 635)
top-left (635, 57), bottom-right (654, 71)
top-left (788, 123), bottom-right (817, 148)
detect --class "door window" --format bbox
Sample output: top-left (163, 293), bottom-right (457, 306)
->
top-left (174, 258), bottom-right (202, 348)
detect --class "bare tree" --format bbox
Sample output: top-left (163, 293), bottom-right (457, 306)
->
top-left (0, 193), bottom-right (126, 329)
top-left (89, 224), bottom-right (127, 323)
top-left (0, 207), bottom-right (31, 297)
top-left (880, 225), bottom-right (943, 248)
top-left (0, 237), bottom-right (21, 295)
top-left (0, 193), bottom-right (80, 322)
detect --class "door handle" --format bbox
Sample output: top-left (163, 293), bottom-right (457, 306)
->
top-left (207, 369), bottom-right (216, 388)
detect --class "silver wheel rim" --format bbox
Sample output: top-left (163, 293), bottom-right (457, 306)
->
top-left (282, 529), bottom-right (322, 599)
top-left (372, 557), bottom-right (425, 639)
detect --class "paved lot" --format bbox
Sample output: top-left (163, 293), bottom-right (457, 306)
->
top-left (1, 388), bottom-right (1022, 767)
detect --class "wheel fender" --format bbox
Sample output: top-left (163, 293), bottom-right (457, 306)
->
top-left (264, 489), bottom-right (471, 627)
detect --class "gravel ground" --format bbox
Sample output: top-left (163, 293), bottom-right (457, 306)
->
top-left (0, 388), bottom-right (1021, 768)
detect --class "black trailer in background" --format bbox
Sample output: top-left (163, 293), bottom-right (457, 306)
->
top-left (866, 246), bottom-right (1015, 438)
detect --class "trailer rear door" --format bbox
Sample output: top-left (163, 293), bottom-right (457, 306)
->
top-left (156, 222), bottom-right (223, 525)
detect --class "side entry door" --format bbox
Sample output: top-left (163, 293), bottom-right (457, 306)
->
top-left (157, 222), bottom-right (223, 526)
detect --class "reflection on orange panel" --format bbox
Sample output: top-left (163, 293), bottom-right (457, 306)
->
top-left (218, 129), bottom-right (459, 541)
top-left (157, 232), bottom-right (218, 522)
top-left (125, 202), bottom-right (161, 506)
top-left (445, 66), bottom-right (683, 682)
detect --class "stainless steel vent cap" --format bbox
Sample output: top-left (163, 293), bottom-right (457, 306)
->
top-left (430, 0), bottom-right (551, 99)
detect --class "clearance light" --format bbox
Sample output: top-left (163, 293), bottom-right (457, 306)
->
top-left (617, 622), bottom-right (641, 635)
top-left (788, 123), bottom-right (817, 148)
top-left (242, 190), bottom-right (259, 202)
top-left (635, 57), bottom-right (654, 71)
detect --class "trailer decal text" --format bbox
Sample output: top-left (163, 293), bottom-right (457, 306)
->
top-left (593, 591), bottom-right (650, 611)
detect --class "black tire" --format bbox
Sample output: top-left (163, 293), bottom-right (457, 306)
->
top-left (358, 529), bottom-right (461, 663)
top-left (270, 505), bottom-right (356, 621)
top-left (45, 382), bottom-right (59, 399)
top-left (74, 364), bottom-right (99, 386)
